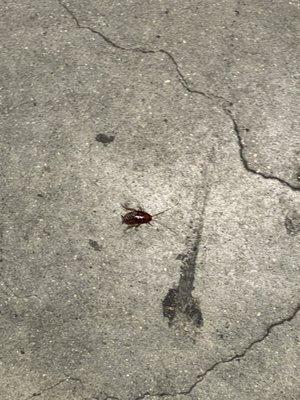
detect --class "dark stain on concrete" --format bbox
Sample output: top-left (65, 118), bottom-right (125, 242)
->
top-left (285, 211), bottom-right (300, 236)
top-left (88, 239), bottom-right (102, 251)
top-left (162, 186), bottom-right (211, 328)
top-left (95, 133), bottom-right (115, 145)
top-left (162, 225), bottom-right (203, 327)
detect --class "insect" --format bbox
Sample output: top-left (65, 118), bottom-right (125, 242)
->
top-left (121, 203), bottom-right (178, 230)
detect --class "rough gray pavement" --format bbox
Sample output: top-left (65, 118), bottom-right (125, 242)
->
top-left (1, 1), bottom-right (299, 399)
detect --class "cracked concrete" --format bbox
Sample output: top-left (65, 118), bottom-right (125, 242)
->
top-left (140, 306), bottom-right (300, 399)
top-left (1, 0), bottom-right (299, 399)
top-left (60, 0), bottom-right (300, 193)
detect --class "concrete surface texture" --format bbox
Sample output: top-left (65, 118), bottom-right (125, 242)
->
top-left (1, 1), bottom-right (299, 399)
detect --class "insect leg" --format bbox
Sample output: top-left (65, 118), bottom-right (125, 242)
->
top-left (132, 197), bottom-right (144, 211)
top-left (124, 225), bottom-right (135, 232)
top-left (124, 224), bottom-right (140, 232)
top-left (121, 203), bottom-right (136, 211)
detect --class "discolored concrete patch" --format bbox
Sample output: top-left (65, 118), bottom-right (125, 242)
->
top-left (95, 133), bottom-right (115, 145)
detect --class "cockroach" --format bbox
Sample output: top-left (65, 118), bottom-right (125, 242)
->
top-left (121, 203), bottom-right (178, 230)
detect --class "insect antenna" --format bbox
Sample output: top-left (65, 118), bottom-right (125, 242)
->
top-left (152, 219), bottom-right (180, 237)
top-left (152, 202), bottom-right (179, 217)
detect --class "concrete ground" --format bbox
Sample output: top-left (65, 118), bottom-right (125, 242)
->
top-left (1, 1), bottom-right (299, 399)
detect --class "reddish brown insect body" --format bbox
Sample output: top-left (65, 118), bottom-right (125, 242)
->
top-left (121, 202), bottom-right (178, 230)
top-left (121, 204), bottom-right (152, 227)
top-left (122, 210), bottom-right (152, 225)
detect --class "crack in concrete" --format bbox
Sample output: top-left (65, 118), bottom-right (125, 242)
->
top-left (25, 379), bottom-right (67, 400)
top-left (58, 0), bottom-right (299, 192)
top-left (134, 304), bottom-right (300, 399)
top-left (59, 0), bottom-right (229, 107)
top-left (25, 375), bottom-right (83, 400)
top-left (224, 109), bottom-right (300, 191)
